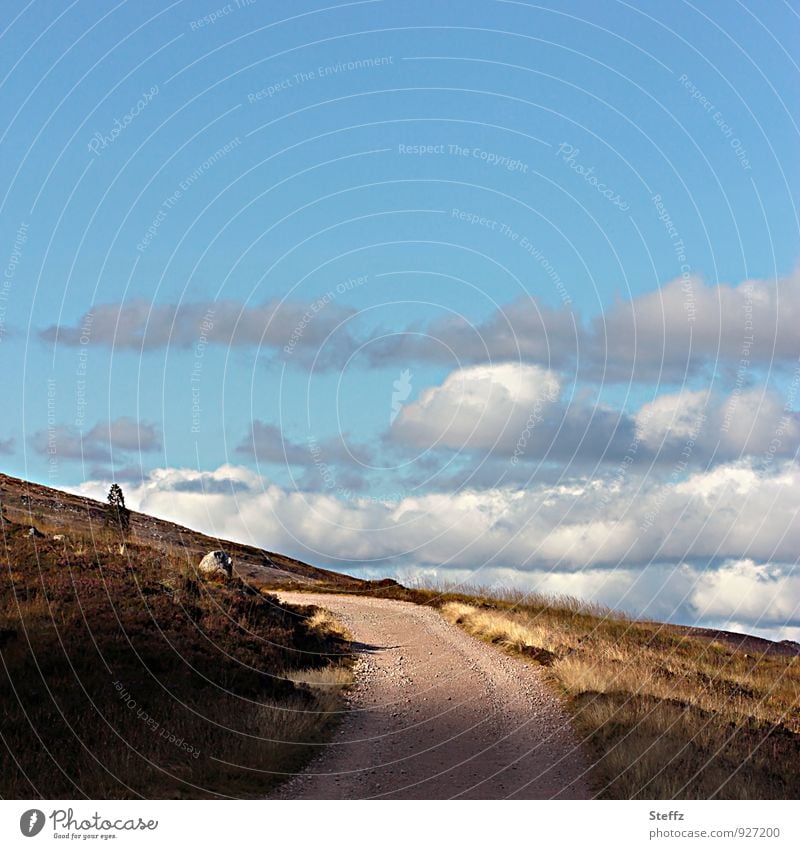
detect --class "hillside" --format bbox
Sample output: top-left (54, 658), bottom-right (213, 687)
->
top-left (0, 471), bottom-right (365, 589)
top-left (0, 472), bottom-right (359, 798)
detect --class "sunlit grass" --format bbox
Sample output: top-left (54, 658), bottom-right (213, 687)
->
top-left (438, 596), bottom-right (799, 799)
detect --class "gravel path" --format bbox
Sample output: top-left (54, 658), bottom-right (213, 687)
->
top-left (273, 593), bottom-right (592, 800)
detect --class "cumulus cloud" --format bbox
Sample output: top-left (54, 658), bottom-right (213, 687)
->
top-left (30, 417), bottom-right (161, 462)
top-left (390, 365), bottom-right (799, 469)
top-left (40, 298), bottom-right (359, 367)
top-left (690, 559), bottom-right (800, 628)
top-left (0, 437), bottom-right (13, 455)
top-left (634, 386), bottom-right (800, 462)
top-left (391, 363), bottom-right (561, 452)
top-left (386, 560), bottom-right (799, 640)
top-left (72, 458), bottom-right (800, 636)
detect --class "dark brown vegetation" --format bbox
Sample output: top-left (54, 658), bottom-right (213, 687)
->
top-left (0, 471), bottom-right (367, 589)
top-left (0, 481), bottom-right (354, 798)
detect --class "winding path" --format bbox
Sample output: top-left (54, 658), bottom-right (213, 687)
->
top-left (274, 593), bottom-right (592, 800)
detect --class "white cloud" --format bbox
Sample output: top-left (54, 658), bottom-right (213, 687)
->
top-left (390, 366), bottom-right (799, 468)
top-left (391, 363), bottom-right (560, 451)
top-left (635, 389), bottom-right (711, 447)
top-left (635, 386), bottom-right (800, 461)
top-left (690, 559), bottom-right (800, 626)
top-left (73, 458), bottom-right (800, 636)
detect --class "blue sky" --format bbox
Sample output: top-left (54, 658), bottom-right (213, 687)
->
top-left (1, 0), bottom-right (799, 638)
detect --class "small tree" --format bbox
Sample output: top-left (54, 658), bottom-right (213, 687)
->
top-left (105, 483), bottom-right (131, 536)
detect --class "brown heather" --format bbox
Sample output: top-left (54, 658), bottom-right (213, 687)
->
top-left (0, 516), bottom-right (352, 798)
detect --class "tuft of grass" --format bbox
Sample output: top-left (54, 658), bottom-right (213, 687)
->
top-left (286, 665), bottom-right (354, 689)
top-left (442, 602), bottom-right (559, 664)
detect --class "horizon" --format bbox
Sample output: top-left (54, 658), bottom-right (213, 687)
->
top-left (4, 466), bottom-right (797, 645)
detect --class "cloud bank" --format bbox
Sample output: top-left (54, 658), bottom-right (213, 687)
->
top-left (39, 271), bottom-right (800, 379)
top-left (73, 459), bottom-right (800, 639)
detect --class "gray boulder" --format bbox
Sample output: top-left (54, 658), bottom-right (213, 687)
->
top-left (198, 550), bottom-right (233, 579)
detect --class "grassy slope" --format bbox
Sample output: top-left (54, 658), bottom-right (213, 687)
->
top-left (282, 581), bottom-right (800, 800)
top-left (0, 477), bottom-right (358, 799)
top-left (0, 471), bottom-right (366, 589)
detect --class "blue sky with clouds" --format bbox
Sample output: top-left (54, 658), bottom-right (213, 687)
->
top-left (1, 0), bottom-right (799, 638)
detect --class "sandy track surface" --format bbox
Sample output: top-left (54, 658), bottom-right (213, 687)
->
top-left (273, 593), bottom-right (592, 800)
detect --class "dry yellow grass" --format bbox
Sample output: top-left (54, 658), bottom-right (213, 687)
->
top-left (306, 607), bottom-right (352, 641)
top-left (440, 599), bottom-right (799, 799)
top-left (286, 665), bottom-right (354, 689)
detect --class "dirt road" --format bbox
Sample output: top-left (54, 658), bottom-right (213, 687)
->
top-left (274, 593), bottom-right (592, 800)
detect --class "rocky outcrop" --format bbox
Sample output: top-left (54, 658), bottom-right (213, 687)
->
top-left (198, 550), bottom-right (233, 579)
